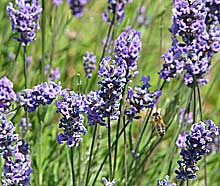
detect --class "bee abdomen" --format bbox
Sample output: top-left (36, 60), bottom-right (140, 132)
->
top-left (156, 125), bottom-right (165, 136)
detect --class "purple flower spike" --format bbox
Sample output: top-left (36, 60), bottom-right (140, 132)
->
top-left (114, 27), bottom-right (142, 80)
top-left (56, 90), bottom-right (87, 147)
top-left (175, 120), bottom-right (219, 181)
top-left (18, 81), bottom-right (62, 112)
top-left (7, 0), bottom-right (42, 45)
top-left (68, 0), bottom-right (89, 17)
top-left (160, 0), bottom-right (220, 86)
top-left (0, 116), bottom-right (32, 186)
top-left (82, 51), bottom-right (96, 79)
top-left (103, 0), bottom-right (129, 24)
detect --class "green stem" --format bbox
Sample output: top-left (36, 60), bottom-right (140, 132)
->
top-left (78, 144), bottom-right (81, 186)
top-left (123, 116), bottom-right (128, 186)
top-left (91, 121), bottom-right (130, 186)
top-left (70, 148), bottom-right (75, 186)
top-left (108, 117), bottom-right (113, 180)
top-left (23, 46), bottom-right (27, 88)
top-left (85, 124), bottom-right (97, 186)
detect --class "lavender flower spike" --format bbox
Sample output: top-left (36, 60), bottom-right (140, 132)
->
top-left (82, 51), bottom-right (96, 79)
top-left (7, 0), bottom-right (42, 46)
top-left (114, 27), bottom-right (142, 80)
top-left (103, 0), bottom-right (128, 24)
top-left (0, 116), bottom-right (32, 186)
top-left (18, 81), bottom-right (62, 112)
top-left (68, 0), bottom-right (89, 17)
top-left (0, 76), bottom-right (17, 113)
top-left (56, 90), bottom-right (87, 147)
top-left (175, 120), bottom-right (219, 181)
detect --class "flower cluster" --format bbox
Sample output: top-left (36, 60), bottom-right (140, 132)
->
top-left (44, 64), bottom-right (61, 81)
top-left (175, 120), bottom-right (219, 181)
top-left (18, 81), bottom-right (62, 112)
top-left (85, 56), bottom-right (126, 126)
top-left (98, 56), bottom-right (126, 124)
top-left (157, 175), bottom-right (176, 186)
top-left (0, 76), bottom-right (17, 113)
top-left (7, 0), bottom-right (42, 46)
top-left (68, 0), bottom-right (89, 17)
top-left (114, 27), bottom-right (142, 79)
top-left (137, 6), bottom-right (149, 27)
top-left (103, 0), bottom-right (128, 24)
top-left (56, 90), bottom-right (87, 147)
top-left (160, 0), bottom-right (220, 86)
top-left (0, 116), bottom-right (32, 185)
top-left (82, 51), bottom-right (96, 79)
top-left (125, 76), bottom-right (162, 121)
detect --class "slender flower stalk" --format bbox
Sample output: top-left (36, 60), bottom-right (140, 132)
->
top-left (107, 117), bottom-right (113, 180)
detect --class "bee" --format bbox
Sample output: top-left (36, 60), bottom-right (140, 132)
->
top-left (151, 111), bottom-right (166, 137)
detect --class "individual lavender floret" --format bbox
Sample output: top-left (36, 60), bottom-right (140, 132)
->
top-left (44, 64), bottom-right (61, 81)
top-left (176, 131), bottom-right (189, 149)
top-left (125, 76), bottom-right (162, 121)
top-left (56, 90), bottom-right (87, 147)
top-left (2, 139), bottom-right (32, 186)
top-left (103, 0), bottom-right (128, 24)
top-left (157, 175), bottom-right (176, 186)
top-left (137, 6), bottom-right (149, 26)
top-left (7, 0), bottom-right (42, 46)
top-left (18, 81), bottom-right (62, 112)
top-left (53, 0), bottom-right (62, 6)
top-left (175, 120), bottom-right (219, 181)
top-left (68, 0), bottom-right (89, 17)
top-left (0, 115), bottom-right (19, 156)
top-left (102, 177), bottom-right (116, 186)
top-left (19, 118), bottom-right (32, 136)
top-left (114, 27), bottom-right (142, 79)
top-left (82, 51), bottom-right (96, 79)
top-left (0, 76), bottom-right (17, 113)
